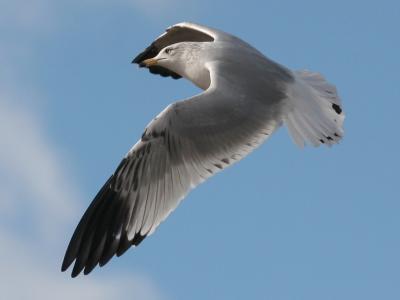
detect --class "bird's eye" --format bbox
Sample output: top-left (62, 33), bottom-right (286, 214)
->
top-left (165, 48), bottom-right (173, 54)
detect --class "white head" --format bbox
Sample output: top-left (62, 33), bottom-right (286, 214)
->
top-left (140, 42), bottom-right (211, 90)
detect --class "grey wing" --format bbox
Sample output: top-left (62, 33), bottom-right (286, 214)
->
top-left (61, 63), bottom-right (284, 277)
top-left (61, 134), bottom-right (188, 277)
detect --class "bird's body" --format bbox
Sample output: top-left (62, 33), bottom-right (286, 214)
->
top-left (62, 22), bottom-right (345, 277)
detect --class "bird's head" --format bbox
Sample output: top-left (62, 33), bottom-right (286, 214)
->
top-left (139, 42), bottom-right (211, 89)
top-left (139, 43), bottom-right (191, 70)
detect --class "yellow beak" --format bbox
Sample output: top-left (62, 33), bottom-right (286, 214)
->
top-left (140, 58), bottom-right (159, 67)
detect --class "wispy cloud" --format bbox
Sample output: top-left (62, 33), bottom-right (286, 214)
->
top-left (0, 97), bottom-right (165, 300)
top-left (0, 98), bottom-right (79, 241)
top-left (0, 1), bottom-right (168, 298)
top-left (0, 228), bottom-right (163, 300)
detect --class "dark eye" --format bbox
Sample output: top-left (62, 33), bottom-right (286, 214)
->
top-left (165, 48), bottom-right (173, 54)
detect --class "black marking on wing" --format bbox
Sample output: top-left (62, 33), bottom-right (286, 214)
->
top-left (149, 65), bottom-right (181, 79)
top-left (62, 149), bottom-right (151, 277)
top-left (221, 158), bottom-right (230, 164)
top-left (214, 163), bottom-right (223, 169)
top-left (332, 103), bottom-right (342, 115)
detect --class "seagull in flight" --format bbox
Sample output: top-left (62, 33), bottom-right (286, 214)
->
top-left (62, 22), bottom-right (345, 277)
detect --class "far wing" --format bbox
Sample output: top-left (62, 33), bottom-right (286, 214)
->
top-left (132, 22), bottom-right (233, 79)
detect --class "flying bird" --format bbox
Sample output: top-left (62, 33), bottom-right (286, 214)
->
top-left (62, 22), bottom-right (345, 277)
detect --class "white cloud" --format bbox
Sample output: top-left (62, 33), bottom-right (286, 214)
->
top-left (0, 229), bottom-right (162, 300)
top-left (0, 98), bottom-right (78, 241)
top-left (0, 1), bottom-right (175, 298)
top-left (0, 98), bottom-right (164, 300)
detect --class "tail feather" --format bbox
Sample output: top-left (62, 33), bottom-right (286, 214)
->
top-left (283, 70), bottom-right (345, 147)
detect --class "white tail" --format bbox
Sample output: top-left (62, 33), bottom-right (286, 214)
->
top-left (283, 70), bottom-right (345, 147)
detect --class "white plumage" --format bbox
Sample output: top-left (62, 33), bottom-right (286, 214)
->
top-left (285, 70), bottom-right (344, 147)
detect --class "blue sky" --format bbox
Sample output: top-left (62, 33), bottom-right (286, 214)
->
top-left (1, 0), bottom-right (399, 299)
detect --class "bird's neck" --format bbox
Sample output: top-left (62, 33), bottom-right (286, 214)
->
top-left (180, 60), bottom-right (211, 90)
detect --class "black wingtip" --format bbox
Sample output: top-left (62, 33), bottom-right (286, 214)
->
top-left (71, 264), bottom-right (83, 278)
top-left (132, 56), bottom-right (140, 64)
top-left (98, 253), bottom-right (114, 267)
top-left (61, 250), bottom-right (75, 273)
top-left (98, 237), bottom-right (120, 267)
top-left (61, 261), bottom-right (70, 273)
top-left (132, 47), bottom-right (152, 65)
top-left (83, 263), bottom-right (97, 276)
top-left (116, 235), bottom-right (132, 257)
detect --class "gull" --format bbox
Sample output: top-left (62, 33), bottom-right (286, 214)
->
top-left (62, 22), bottom-right (345, 277)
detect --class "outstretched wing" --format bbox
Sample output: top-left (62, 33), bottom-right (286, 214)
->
top-left (132, 22), bottom-right (229, 79)
top-left (61, 62), bottom-right (285, 277)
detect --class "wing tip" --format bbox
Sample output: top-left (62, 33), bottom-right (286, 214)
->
top-left (61, 261), bottom-right (70, 273)
top-left (71, 262), bottom-right (84, 278)
top-left (61, 246), bottom-right (78, 274)
top-left (62, 236), bottom-right (146, 277)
